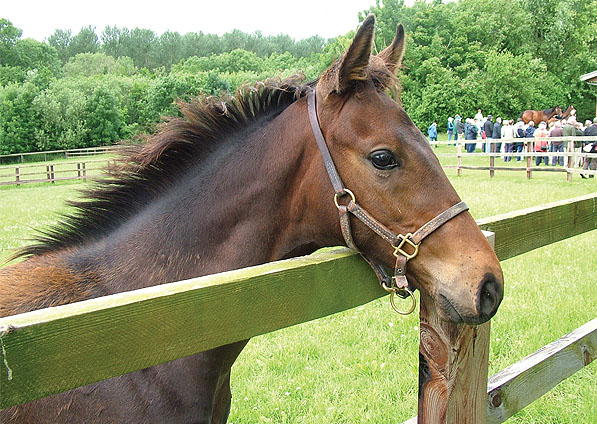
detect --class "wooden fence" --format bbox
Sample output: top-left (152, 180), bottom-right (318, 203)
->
top-left (433, 136), bottom-right (597, 181)
top-left (0, 194), bottom-right (595, 422)
top-left (0, 159), bottom-right (112, 186)
top-left (3, 137), bottom-right (596, 187)
top-left (0, 146), bottom-right (124, 165)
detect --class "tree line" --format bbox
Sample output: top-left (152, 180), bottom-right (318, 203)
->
top-left (1, 0), bottom-right (596, 155)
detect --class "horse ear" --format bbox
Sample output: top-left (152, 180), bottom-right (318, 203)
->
top-left (319, 14), bottom-right (376, 95)
top-left (376, 24), bottom-right (405, 74)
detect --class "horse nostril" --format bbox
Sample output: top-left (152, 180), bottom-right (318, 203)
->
top-left (477, 273), bottom-right (503, 319)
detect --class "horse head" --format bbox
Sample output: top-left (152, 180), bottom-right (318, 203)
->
top-left (309, 16), bottom-right (503, 325)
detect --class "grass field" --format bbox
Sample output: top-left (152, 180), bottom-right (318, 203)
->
top-left (0, 152), bottom-right (595, 423)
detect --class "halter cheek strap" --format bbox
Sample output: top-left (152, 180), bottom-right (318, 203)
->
top-left (307, 90), bottom-right (469, 314)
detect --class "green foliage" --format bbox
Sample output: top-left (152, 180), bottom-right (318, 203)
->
top-left (0, 18), bottom-right (22, 66)
top-left (63, 53), bottom-right (137, 77)
top-left (85, 85), bottom-right (122, 145)
top-left (1, 0), bottom-right (596, 153)
top-left (0, 82), bottom-right (41, 154)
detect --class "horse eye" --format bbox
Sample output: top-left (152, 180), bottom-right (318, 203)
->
top-left (369, 150), bottom-right (399, 170)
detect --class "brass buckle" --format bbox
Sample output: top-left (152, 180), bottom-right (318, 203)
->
top-left (393, 233), bottom-right (420, 261)
top-left (334, 189), bottom-right (356, 209)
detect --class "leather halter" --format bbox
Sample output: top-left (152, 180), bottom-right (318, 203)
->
top-left (307, 90), bottom-right (469, 314)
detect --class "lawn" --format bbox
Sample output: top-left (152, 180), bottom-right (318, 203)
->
top-left (0, 155), bottom-right (595, 423)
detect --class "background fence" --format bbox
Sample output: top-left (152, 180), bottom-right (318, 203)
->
top-left (2, 137), bottom-right (596, 187)
top-left (433, 136), bottom-right (597, 181)
top-left (0, 146), bottom-right (124, 165)
top-left (1, 193), bottom-right (595, 422)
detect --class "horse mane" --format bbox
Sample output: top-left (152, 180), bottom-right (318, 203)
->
top-left (543, 107), bottom-right (556, 114)
top-left (15, 65), bottom-right (400, 260)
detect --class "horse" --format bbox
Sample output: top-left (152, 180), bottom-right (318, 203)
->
top-left (520, 106), bottom-right (562, 124)
top-left (559, 105), bottom-right (576, 120)
top-left (0, 16), bottom-right (503, 423)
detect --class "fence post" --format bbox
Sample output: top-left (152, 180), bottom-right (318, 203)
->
top-left (15, 166), bottom-right (20, 187)
top-left (77, 162), bottom-right (81, 179)
top-left (82, 162), bottom-right (87, 182)
top-left (457, 142), bottom-right (462, 177)
top-left (416, 231), bottom-right (494, 423)
top-left (526, 142), bottom-right (532, 179)
top-left (566, 141), bottom-right (574, 182)
top-left (489, 141), bottom-right (495, 178)
top-left (50, 164), bottom-right (55, 184)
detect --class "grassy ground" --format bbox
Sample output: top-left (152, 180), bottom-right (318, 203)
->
top-left (0, 154), bottom-right (595, 423)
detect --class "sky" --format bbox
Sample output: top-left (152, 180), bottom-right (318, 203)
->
top-left (3, 0), bottom-right (389, 42)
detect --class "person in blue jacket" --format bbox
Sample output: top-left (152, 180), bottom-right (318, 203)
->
top-left (428, 122), bottom-right (438, 144)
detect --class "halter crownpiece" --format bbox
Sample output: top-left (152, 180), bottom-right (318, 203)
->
top-left (307, 90), bottom-right (469, 314)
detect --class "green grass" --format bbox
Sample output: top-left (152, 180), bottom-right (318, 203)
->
top-left (0, 157), bottom-right (595, 423)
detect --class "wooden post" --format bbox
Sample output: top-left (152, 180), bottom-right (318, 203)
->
top-left (417, 298), bottom-right (491, 423)
top-left (489, 141), bottom-right (495, 178)
top-left (82, 162), bottom-right (87, 181)
top-left (46, 164), bottom-right (50, 182)
top-left (526, 142), bottom-right (532, 179)
top-left (416, 231), bottom-right (494, 423)
top-left (566, 141), bottom-right (573, 182)
top-left (50, 164), bottom-right (55, 184)
top-left (15, 167), bottom-right (20, 187)
top-left (457, 142), bottom-right (462, 177)
top-left (77, 162), bottom-right (82, 179)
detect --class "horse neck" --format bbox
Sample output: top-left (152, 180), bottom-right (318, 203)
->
top-left (67, 97), bottom-right (336, 295)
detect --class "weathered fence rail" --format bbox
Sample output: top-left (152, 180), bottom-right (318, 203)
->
top-left (0, 194), bottom-right (596, 421)
top-left (0, 146), bottom-right (124, 165)
top-left (433, 136), bottom-right (597, 181)
top-left (0, 159), bottom-right (111, 186)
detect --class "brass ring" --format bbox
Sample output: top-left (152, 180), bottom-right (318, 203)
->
top-left (334, 189), bottom-right (356, 209)
top-left (389, 287), bottom-right (417, 315)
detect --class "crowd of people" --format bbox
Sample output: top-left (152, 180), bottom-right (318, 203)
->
top-left (429, 109), bottom-right (597, 178)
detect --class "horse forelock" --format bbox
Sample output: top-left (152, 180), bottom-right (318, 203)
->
top-left (15, 76), bottom-right (313, 260)
top-left (319, 54), bottom-right (401, 99)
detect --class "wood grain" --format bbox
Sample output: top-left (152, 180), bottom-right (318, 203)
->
top-left (417, 294), bottom-right (491, 423)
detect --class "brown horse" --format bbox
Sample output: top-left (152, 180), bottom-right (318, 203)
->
top-left (0, 16), bottom-right (503, 423)
top-left (559, 105), bottom-right (576, 120)
top-left (520, 106), bottom-right (562, 124)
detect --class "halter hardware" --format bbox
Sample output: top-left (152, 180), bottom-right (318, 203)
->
top-left (393, 234), bottom-right (420, 261)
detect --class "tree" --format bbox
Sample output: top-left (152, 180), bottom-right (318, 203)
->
top-left (85, 85), bottom-right (122, 145)
top-left (68, 26), bottom-right (99, 57)
top-left (0, 82), bottom-right (41, 153)
top-left (63, 53), bottom-right (136, 77)
top-left (0, 18), bottom-right (22, 66)
top-left (11, 39), bottom-right (61, 76)
top-left (47, 29), bottom-right (72, 64)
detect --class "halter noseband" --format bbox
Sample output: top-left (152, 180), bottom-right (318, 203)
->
top-left (307, 90), bottom-right (469, 314)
